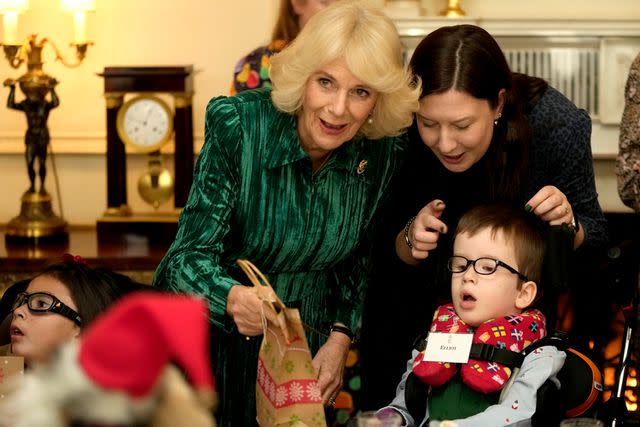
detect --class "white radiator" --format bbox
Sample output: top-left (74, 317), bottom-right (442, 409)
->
top-left (503, 44), bottom-right (600, 116)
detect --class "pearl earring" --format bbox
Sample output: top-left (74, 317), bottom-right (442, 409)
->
top-left (494, 112), bottom-right (502, 126)
top-left (367, 115), bottom-right (373, 125)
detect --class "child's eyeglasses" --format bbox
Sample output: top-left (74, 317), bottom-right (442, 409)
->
top-left (12, 292), bottom-right (83, 326)
top-left (447, 256), bottom-right (528, 281)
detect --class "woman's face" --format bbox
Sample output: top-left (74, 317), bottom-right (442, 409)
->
top-left (292, 0), bottom-right (333, 28)
top-left (297, 57), bottom-right (378, 164)
top-left (10, 275), bottom-right (80, 365)
top-left (416, 89), bottom-right (503, 173)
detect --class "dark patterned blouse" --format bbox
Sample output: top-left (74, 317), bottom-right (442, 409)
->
top-left (618, 52), bottom-right (640, 211)
top-left (230, 40), bottom-right (287, 95)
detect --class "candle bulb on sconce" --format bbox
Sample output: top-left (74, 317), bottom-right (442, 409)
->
top-left (0, 0), bottom-right (95, 245)
top-left (2, 11), bottom-right (18, 43)
top-left (0, 0), bottom-right (27, 46)
top-left (73, 11), bottom-right (86, 43)
top-left (62, 0), bottom-right (95, 44)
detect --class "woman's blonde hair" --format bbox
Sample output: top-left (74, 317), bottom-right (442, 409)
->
top-left (270, 0), bottom-right (420, 139)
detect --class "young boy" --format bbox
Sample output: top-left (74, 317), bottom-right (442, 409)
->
top-left (380, 204), bottom-right (566, 427)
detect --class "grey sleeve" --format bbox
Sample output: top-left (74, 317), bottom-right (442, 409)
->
top-left (379, 349), bottom-right (424, 427)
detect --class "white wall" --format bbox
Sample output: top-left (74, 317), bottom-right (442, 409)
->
top-left (416, 0), bottom-right (640, 19)
top-left (0, 0), bottom-right (637, 225)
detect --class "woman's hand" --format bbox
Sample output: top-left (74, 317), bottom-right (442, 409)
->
top-left (526, 185), bottom-right (584, 247)
top-left (226, 285), bottom-right (279, 336)
top-left (312, 330), bottom-right (351, 406)
top-left (526, 185), bottom-right (574, 225)
top-left (396, 199), bottom-right (448, 264)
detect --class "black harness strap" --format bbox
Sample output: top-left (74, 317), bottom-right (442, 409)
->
top-left (469, 343), bottom-right (525, 368)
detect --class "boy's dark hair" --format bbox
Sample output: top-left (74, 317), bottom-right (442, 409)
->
top-left (455, 203), bottom-right (546, 287)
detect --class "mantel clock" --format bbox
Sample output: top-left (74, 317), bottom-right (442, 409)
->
top-left (97, 66), bottom-right (194, 245)
top-left (116, 94), bottom-right (174, 153)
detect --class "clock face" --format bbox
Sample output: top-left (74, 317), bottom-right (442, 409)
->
top-left (117, 95), bottom-right (173, 153)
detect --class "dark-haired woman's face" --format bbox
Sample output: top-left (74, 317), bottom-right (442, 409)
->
top-left (416, 89), bottom-right (502, 173)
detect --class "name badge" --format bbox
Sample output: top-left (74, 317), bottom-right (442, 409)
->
top-left (423, 332), bottom-right (474, 364)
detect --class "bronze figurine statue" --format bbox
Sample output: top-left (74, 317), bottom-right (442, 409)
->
top-left (4, 76), bottom-right (59, 194)
top-left (3, 75), bottom-right (67, 244)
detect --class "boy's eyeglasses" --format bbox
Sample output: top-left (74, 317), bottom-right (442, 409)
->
top-left (12, 292), bottom-right (83, 326)
top-left (447, 256), bottom-right (528, 282)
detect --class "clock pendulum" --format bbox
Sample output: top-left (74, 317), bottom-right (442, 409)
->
top-left (137, 152), bottom-right (174, 210)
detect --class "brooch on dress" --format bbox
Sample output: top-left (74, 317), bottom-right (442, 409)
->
top-left (357, 160), bottom-right (368, 175)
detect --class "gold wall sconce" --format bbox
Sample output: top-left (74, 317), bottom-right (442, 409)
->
top-left (1, 0), bottom-right (95, 244)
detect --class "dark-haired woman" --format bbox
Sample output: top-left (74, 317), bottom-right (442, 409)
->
top-left (360, 24), bottom-right (608, 409)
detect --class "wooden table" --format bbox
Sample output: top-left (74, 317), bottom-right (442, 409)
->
top-left (0, 227), bottom-right (171, 290)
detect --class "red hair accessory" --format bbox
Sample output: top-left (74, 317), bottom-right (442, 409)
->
top-left (62, 253), bottom-right (88, 265)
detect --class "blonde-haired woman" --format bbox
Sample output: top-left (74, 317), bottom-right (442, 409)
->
top-left (154, 1), bottom-right (420, 425)
top-left (270, 0), bottom-right (418, 140)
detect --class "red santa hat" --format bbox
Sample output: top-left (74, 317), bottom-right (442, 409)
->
top-left (78, 292), bottom-right (215, 398)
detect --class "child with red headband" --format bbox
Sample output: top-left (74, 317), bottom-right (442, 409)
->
top-left (5, 293), bottom-right (217, 427)
top-left (3, 256), bottom-right (146, 367)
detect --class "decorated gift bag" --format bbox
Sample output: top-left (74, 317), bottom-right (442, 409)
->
top-left (237, 260), bottom-right (327, 427)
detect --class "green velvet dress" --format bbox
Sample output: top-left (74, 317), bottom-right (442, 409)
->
top-left (153, 88), bottom-right (407, 426)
